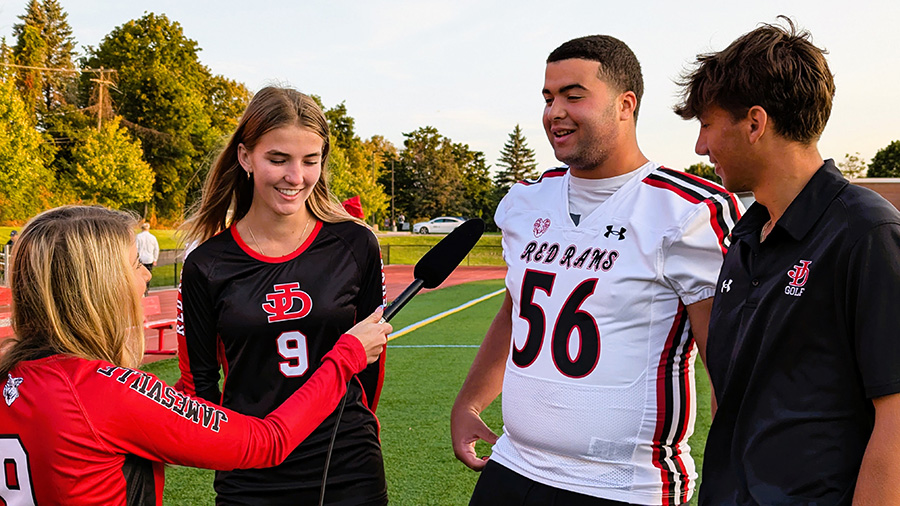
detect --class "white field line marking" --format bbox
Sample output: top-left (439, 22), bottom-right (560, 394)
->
top-left (389, 344), bottom-right (480, 348)
top-left (387, 288), bottom-right (505, 341)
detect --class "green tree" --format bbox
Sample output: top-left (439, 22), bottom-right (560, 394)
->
top-left (85, 13), bottom-right (247, 220)
top-left (11, 1), bottom-right (46, 116)
top-left (685, 162), bottom-right (719, 183)
top-left (207, 75), bottom-right (251, 135)
top-left (457, 147), bottom-right (495, 226)
top-left (838, 152), bottom-right (867, 179)
top-left (494, 124), bottom-right (538, 192)
top-left (0, 72), bottom-right (55, 221)
top-left (326, 101), bottom-right (356, 150)
top-left (62, 116), bottom-right (154, 207)
top-left (322, 101), bottom-right (388, 224)
top-left (867, 141), bottom-right (900, 178)
top-left (12, 0), bottom-right (77, 116)
top-left (396, 126), bottom-right (495, 222)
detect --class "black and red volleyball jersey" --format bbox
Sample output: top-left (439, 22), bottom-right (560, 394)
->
top-left (0, 337), bottom-right (367, 505)
top-left (176, 219), bottom-right (387, 504)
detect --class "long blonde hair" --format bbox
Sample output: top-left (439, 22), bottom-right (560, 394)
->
top-left (0, 206), bottom-right (145, 376)
top-left (182, 86), bottom-right (362, 246)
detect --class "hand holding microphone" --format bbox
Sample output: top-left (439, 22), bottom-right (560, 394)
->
top-left (345, 306), bottom-right (391, 364)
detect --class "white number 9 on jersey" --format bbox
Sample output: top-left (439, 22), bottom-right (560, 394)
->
top-left (0, 436), bottom-right (36, 505)
top-left (277, 331), bottom-right (310, 377)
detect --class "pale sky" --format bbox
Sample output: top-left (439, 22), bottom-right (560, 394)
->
top-left (2, 0), bottom-right (898, 174)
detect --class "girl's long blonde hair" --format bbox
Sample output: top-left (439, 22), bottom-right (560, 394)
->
top-left (182, 86), bottom-right (362, 246)
top-left (0, 206), bottom-right (145, 376)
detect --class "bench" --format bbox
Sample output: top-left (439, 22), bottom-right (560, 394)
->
top-left (0, 312), bottom-right (11, 339)
top-left (143, 295), bottom-right (177, 355)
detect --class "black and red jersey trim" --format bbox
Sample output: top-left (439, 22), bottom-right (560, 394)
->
top-left (643, 169), bottom-right (741, 255)
top-left (517, 167), bottom-right (568, 186)
top-left (652, 301), bottom-right (693, 505)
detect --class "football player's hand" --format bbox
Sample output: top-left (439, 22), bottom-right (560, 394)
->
top-left (346, 307), bottom-right (391, 364)
top-left (450, 405), bottom-right (498, 471)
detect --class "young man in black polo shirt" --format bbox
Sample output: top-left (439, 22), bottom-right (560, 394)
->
top-left (675, 17), bottom-right (900, 505)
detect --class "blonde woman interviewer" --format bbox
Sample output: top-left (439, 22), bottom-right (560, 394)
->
top-left (0, 205), bottom-right (389, 505)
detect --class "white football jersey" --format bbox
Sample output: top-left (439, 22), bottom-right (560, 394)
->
top-left (491, 162), bottom-right (741, 505)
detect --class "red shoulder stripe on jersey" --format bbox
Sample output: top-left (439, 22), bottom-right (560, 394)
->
top-left (658, 167), bottom-right (728, 194)
top-left (655, 169), bottom-right (743, 250)
top-left (516, 167), bottom-right (567, 186)
top-left (642, 173), bottom-right (738, 256)
top-left (651, 301), bottom-right (692, 505)
top-left (230, 221), bottom-right (324, 263)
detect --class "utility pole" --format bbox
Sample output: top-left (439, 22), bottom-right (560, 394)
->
top-left (0, 63), bottom-right (116, 129)
top-left (89, 67), bottom-right (116, 130)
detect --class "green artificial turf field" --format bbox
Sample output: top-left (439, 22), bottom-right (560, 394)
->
top-left (142, 279), bottom-right (711, 505)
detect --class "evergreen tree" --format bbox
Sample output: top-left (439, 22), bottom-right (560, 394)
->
top-left (11, 1), bottom-right (46, 115)
top-left (39, 0), bottom-right (77, 110)
top-left (12, 0), bottom-right (77, 117)
top-left (494, 124), bottom-right (538, 191)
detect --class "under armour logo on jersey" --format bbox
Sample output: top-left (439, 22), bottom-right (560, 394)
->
top-left (787, 260), bottom-right (812, 287)
top-left (4, 374), bottom-right (23, 406)
top-left (721, 279), bottom-right (733, 293)
top-left (533, 218), bottom-right (550, 238)
top-left (604, 226), bottom-right (627, 240)
top-left (262, 283), bottom-right (313, 323)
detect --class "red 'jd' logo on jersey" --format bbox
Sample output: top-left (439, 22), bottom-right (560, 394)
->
top-left (262, 282), bottom-right (313, 323)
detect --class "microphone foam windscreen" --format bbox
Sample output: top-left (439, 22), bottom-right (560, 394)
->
top-left (414, 218), bottom-right (485, 289)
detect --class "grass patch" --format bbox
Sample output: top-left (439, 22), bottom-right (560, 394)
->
top-left (144, 279), bottom-right (711, 504)
top-left (377, 234), bottom-right (503, 266)
top-left (148, 263), bottom-right (182, 289)
top-left (150, 229), bottom-right (183, 250)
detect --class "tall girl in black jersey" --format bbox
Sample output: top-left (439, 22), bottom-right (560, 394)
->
top-left (176, 86), bottom-right (388, 505)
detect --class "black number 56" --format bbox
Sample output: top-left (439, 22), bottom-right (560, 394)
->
top-left (513, 270), bottom-right (600, 378)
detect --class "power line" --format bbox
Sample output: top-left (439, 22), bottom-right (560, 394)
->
top-left (0, 62), bottom-right (112, 75)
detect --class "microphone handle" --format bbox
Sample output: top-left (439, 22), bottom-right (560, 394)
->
top-left (382, 278), bottom-right (425, 322)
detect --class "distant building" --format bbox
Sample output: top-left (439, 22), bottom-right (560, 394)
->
top-left (850, 178), bottom-right (900, 211)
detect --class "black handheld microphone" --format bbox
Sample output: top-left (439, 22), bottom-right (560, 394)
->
top-left (319, 218), bottom-right (485, 506)
top-left (381, 218), bottom-right (485, 322)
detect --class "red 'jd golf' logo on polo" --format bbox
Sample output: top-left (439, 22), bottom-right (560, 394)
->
top-left (787, 260), bottom-right (812, 287)
top-left (785, 260), bottom-right (812, 297)
top-left (262, 282), bottom-right (312, 323)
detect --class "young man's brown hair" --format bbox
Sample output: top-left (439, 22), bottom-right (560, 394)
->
top-left (674, 16), bottom-right (835, 144)
top-left (548, 34), bottom-right (644, 121)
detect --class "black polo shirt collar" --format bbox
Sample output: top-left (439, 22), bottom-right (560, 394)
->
top-left (732, 159), bottom-right (847, 248)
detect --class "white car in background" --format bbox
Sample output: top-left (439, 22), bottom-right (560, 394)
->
top-left (412, 216), bottom-right (465, 234)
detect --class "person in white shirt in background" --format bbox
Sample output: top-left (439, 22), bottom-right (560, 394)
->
top-left (135, 223), bottom-right (159, 295)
